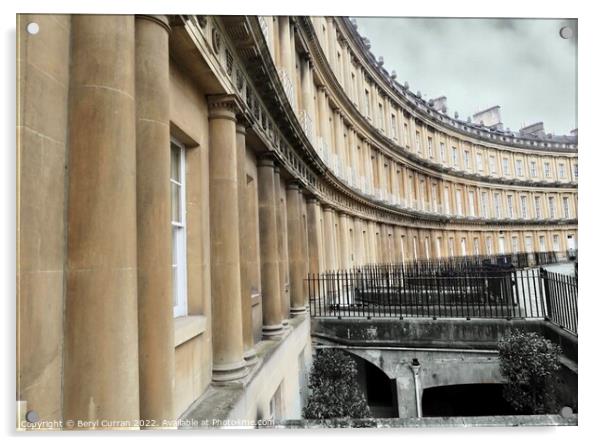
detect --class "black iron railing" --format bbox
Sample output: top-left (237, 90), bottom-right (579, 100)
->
top-left (307, 264), bottom-right (577, 335)
top-left (534, 251), bottom-right (558, 266)
top-left (362, 251), bottom-right (560, 272)
top-left (541, 269), bottom-right (578, 334)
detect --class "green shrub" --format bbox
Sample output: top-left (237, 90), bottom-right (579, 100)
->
top-left (498, 329), bottom-right (562, 414)
top-left (303, 349), bottom-right (371, 419)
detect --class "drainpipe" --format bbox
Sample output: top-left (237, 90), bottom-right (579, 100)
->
top-left (410, 358), bottom-right (422, 418)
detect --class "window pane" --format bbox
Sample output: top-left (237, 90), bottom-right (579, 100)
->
top-left (171, 182), bottom-right (181, 222)
top-left (170, 144), bottom-right (181, 182)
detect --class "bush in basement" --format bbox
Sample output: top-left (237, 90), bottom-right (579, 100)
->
top-left (498, 329), bottom-right (562, 414)
top-left (303, 349), bottom-right (371, 419)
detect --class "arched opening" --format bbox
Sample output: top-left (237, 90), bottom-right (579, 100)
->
top-left (422, 384), bottom-right (519, 417)
top-left (347, 353), bottom-right (398, 418)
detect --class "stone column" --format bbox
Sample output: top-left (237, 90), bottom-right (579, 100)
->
top-left (339, 213), bottom-right (350, 269)
top-left (236, 123), bottom-right (257, 364)
top-left (257, 155), bottom-right (284, 337)
top-left (323, 206), bottom-right (337, 271)
top-left (307, 198), bottom-right (322, 275)
top-left (274, 166), bottom-right (290, 326)
top-left (134, 14), bottom-right (175, 424)
top-left (301, 57), bottom-right (315, 140)
top-left (278, 17), bottom-right (292, 77)
top-left (287, 182), bottom-right (307, 315)
top-left (318, 87), bottom-right (330, 147)
top-left (208, 95), bottom-right (247, 382)
top-left (327, 17), bottom-right (337, 65)
top-left (64, 15), bottom-right (140, 424)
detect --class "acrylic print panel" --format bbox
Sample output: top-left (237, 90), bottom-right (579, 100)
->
top-left (16, 13), bottom-right (577, 431)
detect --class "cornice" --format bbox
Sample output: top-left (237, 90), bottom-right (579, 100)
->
top-left (335, 17), bottom-right (577, 153)
top-left (297, 17), bottom-right (578, 190)
top-left (189, 15), bottom-right (577, 233)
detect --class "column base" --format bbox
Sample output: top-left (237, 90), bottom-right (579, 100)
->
top-left (212, 359), bottom-right (249, 383)
top-left (262, 323), bottom-right (285, 339)
top-left (290, 306), bottom-right (307, 317)
top-left (243, 347), bottom-right (258, 366)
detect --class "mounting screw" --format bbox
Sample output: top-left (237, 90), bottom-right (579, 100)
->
top-left (26, 22), bottom-right (39, 35)
top-left (25, 410), bottom-right (39, 423)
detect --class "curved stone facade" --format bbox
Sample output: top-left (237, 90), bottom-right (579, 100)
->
top-left (16, 14), bottom-right (577, 428)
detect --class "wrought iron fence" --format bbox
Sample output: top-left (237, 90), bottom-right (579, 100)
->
top-left (541, 269), bottom-right (578, 334)
top-left (307, 263), bottom-right (577, 335)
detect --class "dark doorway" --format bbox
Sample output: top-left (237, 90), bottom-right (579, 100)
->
top-left (349, 354), bottom-right (398, 418)
top-left (422, 384), bottom-right (520, 417)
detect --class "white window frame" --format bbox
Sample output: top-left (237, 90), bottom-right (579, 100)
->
top-left (489, 155), bottom-right (497, 174)
top-left (506, 194), bottom-right (514, 218)
top-left (427, 137), bottom-right (433, 158)
top-left (530, 161), bottom-right (537, 177)
top-left (502, 158), bottom-right (510, 176)
top-left (534, 196), bottom-right (542, 219)
top-left (548, 196), bottom-right (556, 219)
top-left (515, 159), bottom-right (523, 177)
top-left (563, 197), bottom-right (570, 218)
top-left (511, 237), bottom-right (519, 254)
top-left (559, 163), bottom-right (565, 178)
top-left (481, 192), bottom-right (489, 218)
top-left (494, 193), bottom-right (502, 219)
top-left (468, 191), bottom-right (475, 217)
top-left (520, 195), bottom-right (528, 219)
top-left (525, 236), bottom-right (533, 253)
top-left (539, 235), bottom-right (546, 252)
top-left (171, 138), bottom-right (188, 318)
top-left (553, 234), bottom-right (560, 252)
top-left (439, 142), bottom-right (446, 162)
top-left (455, 189), bottom-right (463, 216)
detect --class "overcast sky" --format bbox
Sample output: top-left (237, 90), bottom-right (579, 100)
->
top-left (354, 17), bottom-right (577, 135)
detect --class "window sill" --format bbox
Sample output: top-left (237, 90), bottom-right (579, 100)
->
top-left (174, 315), bottom-right (207, 347)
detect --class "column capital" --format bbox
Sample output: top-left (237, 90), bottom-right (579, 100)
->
top-left (286, 180), bottom-right (302, 191)
top-left (135, 15), bottom-right (171, 34)
top-left (258, 152), bottom-right (279, 168)
top-left (208, 94), bottom-right (244, 121)
top-left (323, 204), bottom-right (335, 212)
top-left (236, 122), bottom-right (247, 135)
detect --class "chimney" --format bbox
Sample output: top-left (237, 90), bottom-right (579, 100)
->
top-left (430, 96), bottom-right (447, 113)
top-left (519, 122), bottom-right (546, 138)
top-left (472, 106), bottom-right (503, 131)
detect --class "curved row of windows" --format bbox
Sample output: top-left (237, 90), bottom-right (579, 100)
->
top-left (255, 16), bottom-right (577, 229)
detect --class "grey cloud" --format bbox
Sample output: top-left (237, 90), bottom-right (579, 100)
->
top-left (354, 17), bottom-right (577, 134)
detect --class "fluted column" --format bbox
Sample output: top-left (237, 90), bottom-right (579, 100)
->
top-left (208, 95), bottom-right (247, 382)
top-left (236, 123), bottom-right (257, 364)
top-left (287, 182), bottom-right (306, 315)
top-left (64, 15), bottom-right (140, 424)
top-left (134, 14), bottom-right (174, 424)
top-left (257, 155), bottom-right (284, 337)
